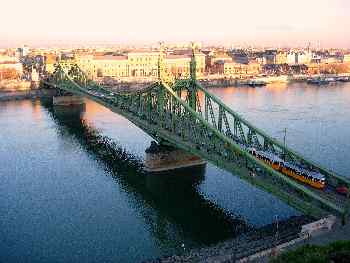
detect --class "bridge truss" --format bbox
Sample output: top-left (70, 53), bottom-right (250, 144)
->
top-left (44, 47), bottom-right (350, 220)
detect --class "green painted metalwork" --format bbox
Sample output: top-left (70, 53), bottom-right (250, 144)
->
top-left (43, 47), bottom-right (350, 220)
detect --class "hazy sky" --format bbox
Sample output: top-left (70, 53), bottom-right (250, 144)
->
top-left (1, 0), bottom-right (349, 48)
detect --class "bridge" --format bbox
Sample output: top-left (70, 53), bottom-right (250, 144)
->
top-left (43, 44), bottom-right (350, 220)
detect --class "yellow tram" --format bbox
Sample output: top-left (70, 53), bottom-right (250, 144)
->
top-left (248, 148), bottom-right (325, 189)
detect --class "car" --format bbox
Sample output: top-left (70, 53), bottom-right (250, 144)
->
top-left (336, 186), bottom-right (349, 196)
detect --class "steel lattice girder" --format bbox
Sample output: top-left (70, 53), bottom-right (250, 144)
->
top-left (45, 63), bottom-right (350, 219)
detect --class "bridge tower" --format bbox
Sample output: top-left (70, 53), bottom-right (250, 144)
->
top-left (157, 42), bottom-right (173, 84)
top-left (190, 42), bottom-right (197, 81)
top-left (188, 42), bottom-right (197, 111)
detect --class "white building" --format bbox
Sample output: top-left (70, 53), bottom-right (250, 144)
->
top-left (287, 50), bottom-right (312, 65)
top-left (287, 51), bottom-right (297, 65)
top-left (297, 51), bottom-right (312, 64)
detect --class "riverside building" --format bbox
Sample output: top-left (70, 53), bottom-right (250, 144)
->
top-left (76, 50), bottom-right (206, 80)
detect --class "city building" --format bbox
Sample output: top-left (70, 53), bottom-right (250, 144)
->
top-left (83, 55), bottom-right (129, 78)
top-left (275, 51), bottom-right (287, 64)
top-left (165, 54), bottom-right (191, 78)
top-left (127, 51), bottom-right (159, 78)
top-left (0, 54), bottom-right (22, 79)
top-left (223, 61), bottom-right (260, 78)
top-left (343, 54), bottom-right (350, 63)
top-left (263, 49), bottom-right (277, 64)
top-left (16, 45), bottom-right (30, 60)
top-left (44, 54), bottom-right (58, 73)
top-left (205, 52), bottom-right (232, 74)
top-left (76, 49), bottom-right (205, 80)
top-left (297, 51), bottom-right (312, 64)
top-left (322, 56), bottom-right (342, 64)
top-left (231, 50), bottom-right (249, 64)
top-left (287, 50), bottom-right (311, 65)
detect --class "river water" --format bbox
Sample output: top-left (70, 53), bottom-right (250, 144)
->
top-left (1, 82), bottom-right (350, 262)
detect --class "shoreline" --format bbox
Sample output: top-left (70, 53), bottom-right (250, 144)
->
top-left (0, 88), bottom-right (58, 102)
top-left (145, 215), bottom-right (315, 263)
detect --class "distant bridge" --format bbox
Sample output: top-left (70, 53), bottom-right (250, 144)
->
top-left (43, 45), bottom-right (350, 220)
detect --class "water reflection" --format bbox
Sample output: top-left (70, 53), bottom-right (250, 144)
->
top-left (46, 102), bottom-right (251, 247)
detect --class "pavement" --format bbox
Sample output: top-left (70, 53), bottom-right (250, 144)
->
top-left (257, 218), bottom-right (350, 263)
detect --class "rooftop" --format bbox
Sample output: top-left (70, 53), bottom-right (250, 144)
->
top-left (166, 54), bottom-right (191, 59)
top-left (94, 55), bottom-right (128, 60)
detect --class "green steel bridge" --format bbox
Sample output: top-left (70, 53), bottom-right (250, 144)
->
top-left (43, 46), bottom-right (350, 221)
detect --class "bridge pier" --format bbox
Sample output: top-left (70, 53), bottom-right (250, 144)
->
top-left (144, 141), bottom-right (206, 173)
top-left (52, 95), bottom-right (86, 121)
top-left (52, 95), bottom-right (85, 120)
top-left (52, 95), bottom-right (84, 106)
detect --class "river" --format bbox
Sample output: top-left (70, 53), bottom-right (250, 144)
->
top-left (1, 82), bottom-right (349, 262)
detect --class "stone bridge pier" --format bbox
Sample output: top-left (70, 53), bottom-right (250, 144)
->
top-left (52, 94), bottom-right (85, 120)
top-left (144, 141), bottom-right (206, 173)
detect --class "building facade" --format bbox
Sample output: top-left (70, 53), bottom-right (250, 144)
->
top-left (0, 54), bottom-right (22, 79)
top-left (223, 62), bottom-right (260, 78)
top-left (343, 54), bottom-right (350, 63)
top-left (76, 50), bottom-right (206, 80)
top-left (275, 51), bottom-right (287, 64)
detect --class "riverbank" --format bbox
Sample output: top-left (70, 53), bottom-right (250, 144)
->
top-left (146, 215), bottom-right (314, 263)
top-left (0, 88), bottom-right (58, 102)
top-left (252, 217), bottom-right (350, 263)
top-left (149, 214), bottom-right (350, 263)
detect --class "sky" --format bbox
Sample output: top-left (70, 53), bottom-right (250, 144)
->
top-left (1, 0), bottom-right (349, 48)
